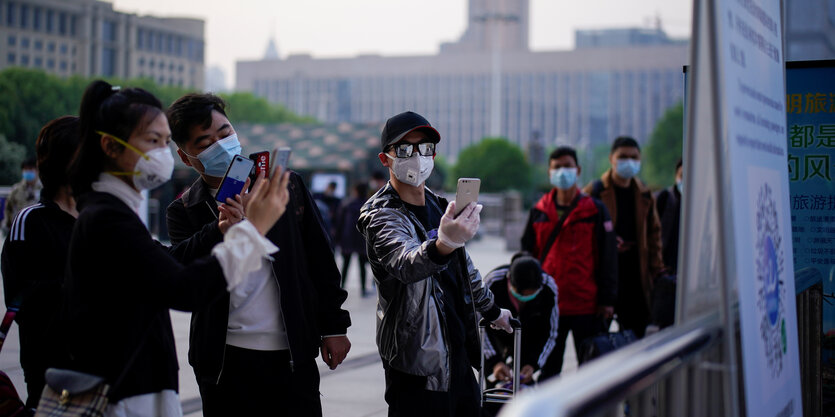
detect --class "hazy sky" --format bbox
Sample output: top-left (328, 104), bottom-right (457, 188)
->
top-left (111, 0), bottom-right (693, 90)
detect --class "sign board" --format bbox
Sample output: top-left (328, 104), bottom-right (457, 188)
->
top-left (713, 0), bottom-right (803, 415)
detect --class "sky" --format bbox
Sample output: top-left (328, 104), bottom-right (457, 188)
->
top-left (111, 0), bottom-right (693, 90)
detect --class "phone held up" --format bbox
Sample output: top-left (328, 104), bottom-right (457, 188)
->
top-left (248, 151), bottom-right (270, 189)
top-left (216, 154), bottom-right (254, 203)
top-left (271, 146), bottom-right (292, 179)
top-left (454, 178), bottom-right (481, 218)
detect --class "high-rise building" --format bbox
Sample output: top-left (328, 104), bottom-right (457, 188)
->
top-left (784, 0), bottom-right (835, 61)
top-left (0, 0), bottom-right (205, 89)
top-left (237, 1), bottom-right (688, 159)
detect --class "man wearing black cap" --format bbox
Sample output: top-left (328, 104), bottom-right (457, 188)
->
top-left (357, 111), bottom-right (513, 416)
top-left (482, 254), bottom-right (560, 385)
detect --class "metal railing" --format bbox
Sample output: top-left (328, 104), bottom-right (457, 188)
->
top-left (499, 315), bottom-right (723, 417)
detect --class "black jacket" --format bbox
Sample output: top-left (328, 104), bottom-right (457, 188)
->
top-left (166, 172), bottom-right (350, 384)
top-left (482, 265), bottom-right (560, 377)
top-left (655, 186), bottom-right (681, 274)
top-left (63, 192), bottom-right (228, 401)
top-left (1, 200), bottom-right (74, 395)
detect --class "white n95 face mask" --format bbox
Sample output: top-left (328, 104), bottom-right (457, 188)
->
top-left (133, 146), bottom-right (175, 190)
top-left (387, 153), bottom-right (434, 187)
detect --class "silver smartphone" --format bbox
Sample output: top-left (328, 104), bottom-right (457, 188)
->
top-left (271, 146), bottom-right (292, 179)
top-left (454, 178), bottom-right (481, 217)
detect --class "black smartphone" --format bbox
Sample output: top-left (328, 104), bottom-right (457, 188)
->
top-left (216, 155), bottom-right (254, 203)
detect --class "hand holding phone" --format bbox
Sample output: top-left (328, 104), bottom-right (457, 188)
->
top-left (216, 155), bottom-right (254, 203)
top-left (454, 178), bottom-right (481, 217)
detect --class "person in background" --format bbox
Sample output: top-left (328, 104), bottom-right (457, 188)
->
top-left (3, 158), bottom-right (42, 236)
top-left (655, 158), bottom-right (682, 274)
top-left (369, 170), bottom-right (387, 196)
top-left (63, 80), bottom-right (290, 416)
top-left (583, 136), bottom-right (664, 339)
top-left (1, 116), bottom-right (80, 413)
top-left (165, 93), bottom-right (351, 416)
top-left (482, 254), bottom-right (560, 385)
top-left (357, 111), bottom-right (513, 417)
top-left (334, 183), bottom-right (371, 297)
top-left (521, 146), bottom-right (617, 375)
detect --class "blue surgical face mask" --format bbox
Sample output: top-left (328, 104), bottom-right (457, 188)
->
top-left (510, 285), bottom-right (541, 303)
top-left (549, 168), bottom-right (578, 190)
top-left (193, 134), bottom-right (242, 178)
top-left (615, 159), bottom-right (641, 179)
top-left (676, 180), bottom-right (683, 194)
top-left (22, 170), bottom-right (37, 182)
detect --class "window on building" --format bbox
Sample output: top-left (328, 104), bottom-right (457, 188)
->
top-left (166, 34), bottom-right (173, 54)
top-left (175, 37), bottom-right (182, 55)
top-left (47, 42), bottom-right (54, 52)
top-left (71, 62), bottom-right (76, 71)
top-left (159, 60), bottom-right (164, 69)
top-left (149, 58), bottom-right (154, 67)
top-left (58, 12), bottom-right (66, 35)
top-left (169, 62), bottom-right (174, 71)
top-left (34, 56), bottom-right (42, 68)
top-left (19, 4), bottom-right (27, 29)
top-left (138, 57), bottom-right (144, 66)
top-left (7, 53), bottom-right (15, 64)
top-left (46, 58), bottom-right (54, 69)
top-left (7, 35), bottom-right (14, 46)
top-left (33, 7), bottom-right (41, 30)
top-left (178, 64), bottom-right (183, 73)
top-left (6, 2), bottom-right (14, 27)
top-left (137, 28), bottom-right (144, 50)
top-left (34, 39), bottom-right (42, 50)
top-left (59, 60), bottom-right (67, 71)
top-left (20, 37), bottom-right (28, 48)
top-left (102, 20), bottom-right (116, 42)
top-left (46, 10), bottom-right (53, 33)
top-left (20, 54), bottom-right (28, 66)
top-left (70, 15), bottom-right (77, 36)
top-left (71, 45), bottom-right (76, 55)
top-left (102, 47), bottom-right (116, 76)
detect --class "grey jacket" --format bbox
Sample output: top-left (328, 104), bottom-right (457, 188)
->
top-left (357, 183), bottom-right (500, 391)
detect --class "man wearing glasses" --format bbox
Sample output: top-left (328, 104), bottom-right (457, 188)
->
top-left (358, 111), bottom-right (513, 416)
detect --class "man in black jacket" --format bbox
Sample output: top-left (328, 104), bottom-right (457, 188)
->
top-left (165, 94), bottom-right (351, 416)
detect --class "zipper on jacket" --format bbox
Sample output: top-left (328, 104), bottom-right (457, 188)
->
top-left (270, 266), bottom-right (295, 373)
top-left (205, 201), bottom-right (218, 220)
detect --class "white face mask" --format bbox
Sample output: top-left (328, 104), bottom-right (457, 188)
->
top-left (133, 146), bottom-right (175, 190)
top-left (386, 153), bottom-right (434, 187)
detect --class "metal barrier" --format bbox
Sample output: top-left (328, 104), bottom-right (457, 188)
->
top-left (499, 315), bottom-right (723, 417)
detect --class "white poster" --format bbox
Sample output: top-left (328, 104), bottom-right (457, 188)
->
top-left (715, 0), bottom-right (803, 415)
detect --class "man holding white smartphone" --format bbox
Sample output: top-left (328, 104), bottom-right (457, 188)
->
top-left (164, 94), bottom-right (351, 416)
top-left (357, 111), bottom-right (513, 417)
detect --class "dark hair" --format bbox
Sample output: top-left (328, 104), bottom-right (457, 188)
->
top-left (508, 255), bottom-right (543, 292)
top-left (550, 146), bottom-right (578, 165)
top-left (611, 136), bottom-right (640, 154)
top-left (36, 116), bottom-right (81, 201)
top-left (166, 93), bottom-right (228, 147)
top-left (21, 157), bottom-right (37, 169)
top-left (71, 80), bottom-right (163, 196)
top-left (371, 171), bottom-right (386, 180)
top-left (354, 183), bottom-right (368, 197)
top-left (675, 158), bottom-right (683, 171)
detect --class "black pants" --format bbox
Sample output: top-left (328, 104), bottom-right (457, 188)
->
top-left (340, 252), bottom-right (368, 292)
top-left (198, 345), bottom-right (321, 417)
top-left (541, 314), bottom-right (605, 377)
top-left (384, 354), bottom-right (481, 417)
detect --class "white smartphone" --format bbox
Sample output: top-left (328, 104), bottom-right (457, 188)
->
top-left (455, 178), bottom-right (481, 217)
top-left (271, 146), bottom-right (292, 179)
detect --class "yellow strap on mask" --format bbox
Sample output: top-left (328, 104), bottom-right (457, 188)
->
top-left (96, 130), bottom-right (150, 161)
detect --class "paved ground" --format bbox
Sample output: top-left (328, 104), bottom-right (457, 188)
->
top-left (0, 235), bottom-right (578, 416)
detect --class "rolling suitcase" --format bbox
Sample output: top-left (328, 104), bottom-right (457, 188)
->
top-left (478, 317), bottom-right (523, 406)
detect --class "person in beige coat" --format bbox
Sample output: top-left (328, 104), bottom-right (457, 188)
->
top-left (583, 136), bottom-right (665, 338)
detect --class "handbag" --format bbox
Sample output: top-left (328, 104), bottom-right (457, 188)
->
top-left (0, 296), bottom-right (27, 417)
top-left (33, 370), bottom-right (109, 417)
top-left (33, 315), bottom-right (157, 417)
top-left (578, 318), bottom-right (637, 364)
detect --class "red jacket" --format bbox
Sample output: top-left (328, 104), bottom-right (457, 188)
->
top-left (521, 189), bottom-right (618, 315)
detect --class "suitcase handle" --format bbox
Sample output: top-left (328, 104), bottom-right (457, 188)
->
top-left (478, 317), bottom-right (522, 329)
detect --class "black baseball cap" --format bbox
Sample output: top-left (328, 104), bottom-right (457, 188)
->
top-left (380, 111), bottom-right (441, 151)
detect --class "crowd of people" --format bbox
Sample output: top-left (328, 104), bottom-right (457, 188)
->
top-left (0, 81), bottom-right (682, 416)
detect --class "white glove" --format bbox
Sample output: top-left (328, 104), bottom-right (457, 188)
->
top-left (437, 201), bottom-right (483, 249)
top-left (491, 308), bottom-right (514, 333)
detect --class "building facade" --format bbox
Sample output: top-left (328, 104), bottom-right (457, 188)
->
top-left (0, 0), bottom-right (204, 88)
top-left (236, 0), bottom-right (687, 159)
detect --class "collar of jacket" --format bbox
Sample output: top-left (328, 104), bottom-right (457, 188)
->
top-left (181, 176), bottom-right (216, 208)
top-left (600, 168), bottom-right (650, 193)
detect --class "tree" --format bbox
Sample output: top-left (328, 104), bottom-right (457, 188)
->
top-left (453, 137), bottom-right (531, 193)
top-left (642, 102), bottom-right (684, 189)
top-left (0, 134), bottom-right (26, 185)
